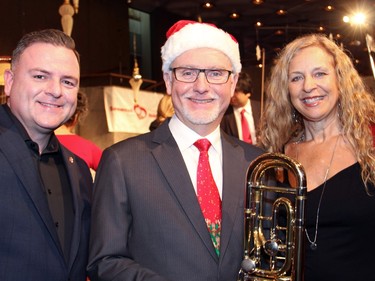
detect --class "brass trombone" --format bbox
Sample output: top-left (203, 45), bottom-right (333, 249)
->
top-left (238, 153), bottom-right (307, 281)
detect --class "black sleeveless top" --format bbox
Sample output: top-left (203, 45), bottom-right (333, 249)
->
top-left (304, 163), bottom-right (375, 281)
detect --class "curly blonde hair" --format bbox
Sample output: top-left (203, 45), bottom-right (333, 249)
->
top-left (258, 33), bottom-right (375, 191)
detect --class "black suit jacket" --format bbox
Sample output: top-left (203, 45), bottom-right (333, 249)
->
top-left (88, 120), bottom-right (264, 281)
top-left (221, 99), bottom-right (261, 139)
top-left (0, 105), bottom-right (92, 281)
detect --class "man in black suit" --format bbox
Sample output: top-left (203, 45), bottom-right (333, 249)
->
top-left (0, 29), bottom-right (92, 281)
top-left (221, 72), bottom-right (261, 144)
top-left (88, 20), bottom-right (264, 281)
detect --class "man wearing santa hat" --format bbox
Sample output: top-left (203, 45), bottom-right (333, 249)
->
top-left (88, 20), bottom-right (263, 281)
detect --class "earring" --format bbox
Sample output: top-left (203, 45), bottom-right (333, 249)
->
top-left (337, 101), bottom-right (342, 118)
top-left (292, 109), bottom-right (301, 124)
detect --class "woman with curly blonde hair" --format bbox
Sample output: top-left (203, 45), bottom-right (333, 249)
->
top-left (258, 33), bottom-right (375, 281)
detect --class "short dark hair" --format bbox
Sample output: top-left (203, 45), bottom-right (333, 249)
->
top-left (235, 72), bottom-right (253, 94)
top-left (11, 29), bottom-right (79, 69)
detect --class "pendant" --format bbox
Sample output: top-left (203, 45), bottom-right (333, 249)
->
top-left (310, 242), bottom-right (317, 250)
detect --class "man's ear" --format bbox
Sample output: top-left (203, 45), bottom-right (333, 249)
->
top-left (3, 69), bottom-right (14, 98)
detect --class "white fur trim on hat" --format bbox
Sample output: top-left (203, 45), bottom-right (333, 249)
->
top-left (161, 21), bottom-right (242, 74)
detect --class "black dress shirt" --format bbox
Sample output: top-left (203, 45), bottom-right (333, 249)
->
top-left (3, 105), bottom-right (74, 263)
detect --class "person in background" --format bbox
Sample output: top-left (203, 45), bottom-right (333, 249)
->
top-left (0, 29), bottom-right (92, 280)
top-left (56, 91), bottom-right (102, 173)
top-left (87, 20), bottom-right (263, 281)
top-left (149, 94), bottom-right (174, 131)
top-left (258, 33), bottom-right (375, 281)
top-left (221, 72), bottom-right (261, 144)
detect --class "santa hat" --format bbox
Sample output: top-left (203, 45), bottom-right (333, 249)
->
top-left (161, 20), bottom-right (242, 74)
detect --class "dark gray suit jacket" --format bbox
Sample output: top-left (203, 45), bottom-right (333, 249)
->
top-left (0, 105), bottom-right (92, 281)
top-left (88, 120), bottom-right (263, 281)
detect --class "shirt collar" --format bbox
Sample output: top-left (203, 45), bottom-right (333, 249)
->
top-left (3, 104), bottom-right (59, 155)
top-left (3, 104), bottom-right (30, 141)
top-left (169, 115), bottom-right (221, 152)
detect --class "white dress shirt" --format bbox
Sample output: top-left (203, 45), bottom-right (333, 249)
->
top-left (169, 115), bottom-right (223, 198)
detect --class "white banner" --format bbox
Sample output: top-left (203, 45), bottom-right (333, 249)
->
top-left (104, 86), bottom-right (164, 133)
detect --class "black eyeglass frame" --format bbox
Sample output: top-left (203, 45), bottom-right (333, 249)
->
top-left (170, 67), bottom-right (233, 84)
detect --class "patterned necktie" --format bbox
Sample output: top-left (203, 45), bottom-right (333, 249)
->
top-left (241, 109), bottom-right (252, 144)
top-left (194, 139), bottom-right (222, 256)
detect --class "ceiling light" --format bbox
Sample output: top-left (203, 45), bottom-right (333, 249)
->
top-left (255, 21), bottom-right (263, 27)
top-left (324, 5), bottom-right (334, 12)
top-left (275, 30), bottom-right (284, 35)
top-left (252, 0), bottom-right (263, 5)
top-left (202, 2), bottom-right (214, 9)
top-left (229, 12), bottom-right (240, 19)
top-left (276, 9), bottom-right (287, 15)
top-left (352, 13), bottom-right (366, 25)
top-left (343, 12), bottom-right (368, 25)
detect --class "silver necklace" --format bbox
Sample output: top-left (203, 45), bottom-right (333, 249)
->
top-left (296, 134), bottom-right (341, 250)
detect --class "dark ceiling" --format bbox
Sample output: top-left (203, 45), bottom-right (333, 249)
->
top-left (127, 0), bottom-right (375, 76)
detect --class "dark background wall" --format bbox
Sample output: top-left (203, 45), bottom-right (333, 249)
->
top-left (0, 0), bottom-right (130, 77)
top-left (0, 1), bottom-right (272, 101)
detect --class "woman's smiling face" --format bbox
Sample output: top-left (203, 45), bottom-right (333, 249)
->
top-left (288, 45), bottom-right (340, 123)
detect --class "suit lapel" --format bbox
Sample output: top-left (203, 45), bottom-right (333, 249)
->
top-left (0, 109), bottom-right (63, 257)
top-left (219, 134), bottom-right (246, 259)
top-left (228, 111), bottom-right (239, 138)
top-left (60, 147), bottom-right (84, 271)
top-left (151, 123), bottom-right (219, 261)
top-left (223, 106), bottom-right (239, 138)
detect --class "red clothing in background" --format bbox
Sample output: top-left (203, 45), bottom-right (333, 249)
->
top-left (57, 135), bottom-right (102, 171)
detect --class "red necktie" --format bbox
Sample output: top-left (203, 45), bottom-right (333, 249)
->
top-left (241, 109), bottom-right (252, 144)
top-left (194, 139), bottom-right (222, 256)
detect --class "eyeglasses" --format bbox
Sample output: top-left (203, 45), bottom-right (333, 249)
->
top-left (171, 67), bottom-right (232, 84)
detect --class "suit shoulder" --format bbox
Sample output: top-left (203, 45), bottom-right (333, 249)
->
top-left (226, 134), bottom-right (264, 154)
top-left (104, 131), bottom-right (155, 154)
top-left (239, 140), bottom-right (264, 154)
